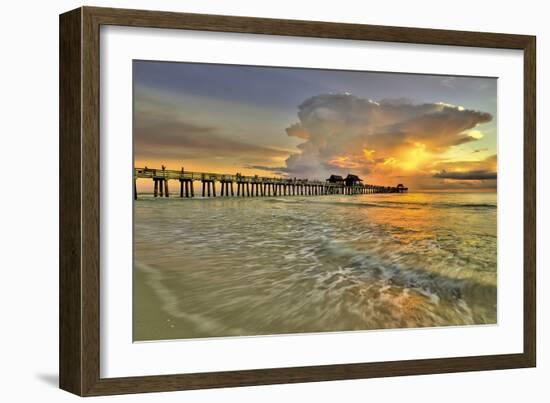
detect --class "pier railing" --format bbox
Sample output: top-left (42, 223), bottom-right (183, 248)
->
top-left (134, 167), bottom-right (407, 199)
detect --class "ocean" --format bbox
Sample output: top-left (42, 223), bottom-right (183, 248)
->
top-left (133, 192), bottom-right (497, 341)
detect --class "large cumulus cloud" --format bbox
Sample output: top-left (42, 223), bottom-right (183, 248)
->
top-left (280, 94), bottom-right (493, 181)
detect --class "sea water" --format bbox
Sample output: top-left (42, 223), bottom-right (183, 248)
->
top-left (133, 192), bottom-right (497, 341)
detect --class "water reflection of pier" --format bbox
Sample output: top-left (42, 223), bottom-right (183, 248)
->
top-left (134, 167), bottom-right (407, 199)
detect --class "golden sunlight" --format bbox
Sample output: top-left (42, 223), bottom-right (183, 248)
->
top-left (362, 148), bottom-right (376, 162)
top-left (329, 156), bottom-right (362, 169)
top-left (466, 129), bottom-right (484, 139)
top-left (398, 143), bottom-right (430, 171)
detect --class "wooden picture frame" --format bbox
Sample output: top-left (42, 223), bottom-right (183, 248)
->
top-left (59, 6), bottom-right (536, 396)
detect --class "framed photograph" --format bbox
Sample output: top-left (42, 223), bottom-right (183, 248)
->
top-left (59, 6), bottom-right (536, 396)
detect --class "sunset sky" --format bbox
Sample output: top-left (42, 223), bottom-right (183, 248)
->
top-left (134, 60), bottom-right (497, 191)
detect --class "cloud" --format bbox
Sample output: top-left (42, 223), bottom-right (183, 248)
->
top-left (242, 164), bottom-right (289, 176)
top-left (433, 154), bottom-right (497, 172)
top-left (429, 154), bottom-right (497, 189)
top-left (134, 85), bottom-right (496, 189)
top-left (134, 87), bottom-right (288, 163)
top-left (135, 121), bottom-right (286, 160)
top-left (282, 94), bottom-right (493, 181)
top-left (433, 170), bottom-right (497, 180)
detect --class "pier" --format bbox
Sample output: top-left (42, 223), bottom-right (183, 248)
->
top-left (134, 167), bottom-right (407, 199)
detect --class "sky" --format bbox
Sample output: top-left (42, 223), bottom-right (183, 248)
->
top-left (134, 60), bottom-right (497, 191)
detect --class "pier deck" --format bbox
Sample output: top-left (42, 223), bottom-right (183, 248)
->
top-left (134, 167), bottom-right (408, 199)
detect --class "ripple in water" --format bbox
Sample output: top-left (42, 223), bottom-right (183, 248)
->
top-left (133, 192), bottom-right (497, 341)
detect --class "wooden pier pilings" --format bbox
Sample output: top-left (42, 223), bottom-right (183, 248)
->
top-left (152, 177), bottom-right (169, 198)
top-left (179, 179), bottom-right (194, 198)
top-left (134, 167), bottom-right (408, 199)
